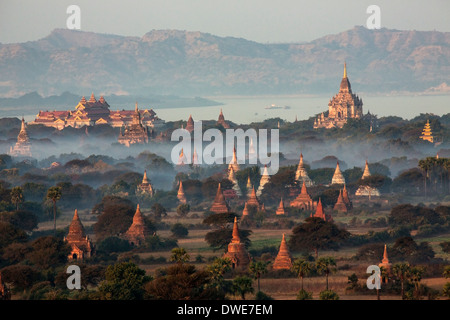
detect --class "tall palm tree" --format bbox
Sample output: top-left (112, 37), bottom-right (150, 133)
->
top-left (410, 266), bottom-right (425, 298)
top-left (249, 261), bottom-right (269, 292)
top-left (392, 263), bottom-right (411, 300)
top-left (316, 257), bottom-right (337, 291)
top-left (46, 186), bottom-right (61, 235)
top-left (10, 186), bottom-right (24, 211)
top-left (291, 259), bottom-right (312, 291)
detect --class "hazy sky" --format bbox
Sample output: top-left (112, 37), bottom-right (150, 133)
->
top-left (1, 0), bottom-right (449, 44)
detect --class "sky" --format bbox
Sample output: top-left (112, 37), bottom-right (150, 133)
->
top-left (0, 0), bottom-right (449, 44)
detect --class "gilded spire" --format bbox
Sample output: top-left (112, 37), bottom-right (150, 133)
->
top-left (343, 61), bottom-right (347, 78)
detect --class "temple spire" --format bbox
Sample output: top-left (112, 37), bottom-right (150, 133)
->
top-left (343, 61), bottom-right (347, 78)
top-left (231, 217), bottom-right (240, 243)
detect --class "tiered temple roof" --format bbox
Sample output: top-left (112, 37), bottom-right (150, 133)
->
top-left (118, 103), bottom-right (150, 147)
top-left (223, 217), bottom-right (251, 269)
top-left (290, 182), bottom-right (315, 210)
top-left (210, 183), bottom-right (230, 214)
top-left (314, 63), bottom-right (363, 129)
top-left (123, 204), bottom-right (150, 246)
top-left (272, 234), bottom-right (293, 270)
top-left (137, 170), bottom-right (154, 196)
top-left (379, 244), bottom-right (392, 277)
top-left (64, 209), bottom-right (93, 260)
top-left (420, 120), bottom-right (433, 143)
top-left (33, 94), bottom-right (163, 129)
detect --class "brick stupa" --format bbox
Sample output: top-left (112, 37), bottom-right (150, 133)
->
top-left (333, 189), bottom-right (348, 213)
top-left (312, 198), bottom-right (332, 222)
top-left (228, 146), bottom-right (240, 174)
top-left (223, 217), bottom-right (251, 269)
top-left (272, 234), bottom-right (293, 270)
top-left (217, 109), bottom-right (230, 129)
top-left (65, 209), bottom-right (93, 260)
top-left (123, 204), bottom-right (149, 246)
top-left (247, 186), bottom-right (262, 210)
top-left (210, 183), bottom-right (230, 214)
top-left (276, 198), bottom-right (286, 215)
top-left (257, 165), bottom-right (270, 196)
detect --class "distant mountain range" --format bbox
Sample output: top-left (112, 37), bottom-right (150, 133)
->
top-left (0, 26), bottom-right (449, 97)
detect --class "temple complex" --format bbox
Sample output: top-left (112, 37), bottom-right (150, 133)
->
top-left (257, 165), bottom-right (270, 196)
top-left (123, 204), bottom-right (150, 246)
top-left (136, 170), bottom-right (154, 196)
top-left (217, 109), bottom-right (230, 129)
top-left (313, 63), bottom-right (363, 129)
top-left (9, 117), bottom-right (32, 157)
top-left (117, 103), bottom-right (150, 146)
top-left (275, 198), bottom-right (286, 215)
top-left (223, 217), bottom-right (251, 269)
top-left (177, 180), bottom-right (187, 204)
top-left (64, 209), bottom-right (93, 260)
top-left (295, 153), bottom-right (314, 187)
top-left (210, 183), bottom-right (230, 214)
top-left (32, 93), bottom-right (164, 129)
top-left (272, 234), bottom-right (293, 270)
top-left (290, 182), bottom-right (315, 211)
top-left (355, 160), bottom-right (380, 197)
top-left (419, 120), bottom-right (433, 143)
top-left (331, 161), bottom-right (346, 185)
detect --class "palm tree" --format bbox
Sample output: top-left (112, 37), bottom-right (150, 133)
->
top-left (170, 247), bottom-right (190, 264)
top-left (10, 186), bottom-right (24, 211)
top-left (46, 186), bottom-right (61, 235)
top-left (410, 266), bottom-right (425, 299)
top-left (316, 257), bottom-right (337, 291)
top-left (291, 259), bottom-right (312, 291)
top-left (392, 263), bottom-right (411, 300)
top-left (232, 276), bottom-right (254, 300)
top-left (207, 257), bottom-right (232, 291)
top-left (249, 261), bottom-right (269, 292)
